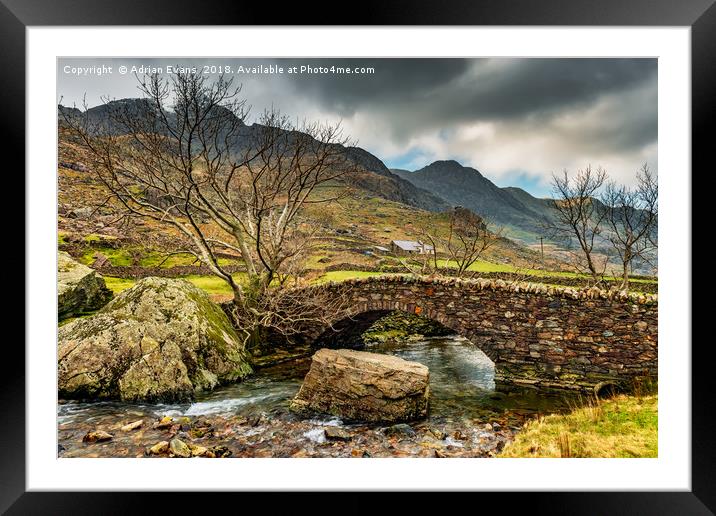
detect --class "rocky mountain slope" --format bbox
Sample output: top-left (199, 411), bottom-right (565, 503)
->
top-left (392, 161), bottom-right (553, 242)
top-left (58, 100), bottom-right (450, 213)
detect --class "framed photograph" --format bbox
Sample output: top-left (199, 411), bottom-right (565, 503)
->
top-left (7, 0), bottom-right (711, 511)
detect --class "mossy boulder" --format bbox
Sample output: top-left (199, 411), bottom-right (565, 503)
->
top-left (58, 277), bottom-right (252, 402)
top-left (58, 251), bottom-right (113, 319)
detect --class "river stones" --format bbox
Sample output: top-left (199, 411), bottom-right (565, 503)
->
top-left (58, 251), bottom-right (113, 319)
top-left (169, 438), bottom-right (191, 458)
top-left (324, 426), bottom-right (352, 441)
top-left (290, 349), bottom-right (430, 423)
top-left (152, 416), bottom-right (174, 430)
top-left (383, 423), bottom-right (416, 438)
top-left (148, 441), bottom-right (169, 455)
top-left (58, 277), bottom-right (252, 403)
top-left (82, 430), bottom-right (113, 443)
top-left (120, 420), bottom-right (143, 432)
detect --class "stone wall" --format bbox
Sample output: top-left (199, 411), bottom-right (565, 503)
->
top-left (301, 275), bottom-right (657, 393)
top-left (323, 262), bottom-right (658, 293)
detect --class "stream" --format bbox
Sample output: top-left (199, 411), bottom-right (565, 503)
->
top-left (58, 335), bottom-right (575, 458)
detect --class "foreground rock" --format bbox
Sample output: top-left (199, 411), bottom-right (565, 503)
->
top-left (148, 441), bottom-right (169, 455)
top-left (82, 430), bottom-right (113, 443)
top-left (58, 251), bottom-right (113, 319)
top-left (324, 427), bottom-right (352, 441)
top-left (290, 349), bottom-right (429, 423)
top-left (120, 420), bottom-right (143, 432)
top-left (169, 438), bottom-right (191, 458)
top-left (58, 277), bottom-right (252, 402)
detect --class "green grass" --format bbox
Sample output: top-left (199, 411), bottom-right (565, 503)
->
top-left (182, 274), bottom-right (246, 296)
top-left (437, 259), bottom-right (519, 274)
top-left (79, 247), bottom-right (241, 269)
top-left (103, 273), bottom-right (247, 298)
top-left (104, 266), bottom-right (654, 299)
top-left (139, 251), bottom-right (197, 268)
top-left (104, 277), bottom-right (137, 294)
top-left (80, 247), bottom-right (134, 267)
top-left (303, 253), bottom-right (332, 269)
top-left (316, 270), bottom-right (402, 283)
top-left (434, 259), bottom-right (656, 284)
top-left (104, 270), bottom-right (389, 298)
top-left (500, 394), bottom-right (658, 458)
top-left (138, 251), bottom-right (238, 268)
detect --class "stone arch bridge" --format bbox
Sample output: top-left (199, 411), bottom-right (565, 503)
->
top-left (300, 275), bottom-right (657, 393)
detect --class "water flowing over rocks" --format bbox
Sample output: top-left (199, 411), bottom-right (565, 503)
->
top-left (290, 349), bottom-right (430, 423)
top-left (58, 251), bottom-right (113, 319)
top-left (57, 338), bottom-right (575, 458)
top-left (58, 277), bottom-right (252, 403)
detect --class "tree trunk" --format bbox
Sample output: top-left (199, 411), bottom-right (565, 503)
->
top-left (622, 263), bottom-right (629, 291)
top-left (621, 246), bottom-right (632, 291)
top-left (585, 253), bottom-right (599, 284)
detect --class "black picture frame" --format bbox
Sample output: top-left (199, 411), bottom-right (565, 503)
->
top-left (5, 0), bottom-right (710, 512)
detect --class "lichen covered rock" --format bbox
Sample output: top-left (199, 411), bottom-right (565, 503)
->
top-left (290, 348), bottom-right (429, 423)
top-left (58, 277), bottom-right (252, 402)
top-left (58, 251), bottom-right (113, 319)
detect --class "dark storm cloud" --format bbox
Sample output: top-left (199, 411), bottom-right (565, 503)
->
top-left (269, 58), bottom-right (472, 116)
top-left (273, 57), bottom-right (655, 122)
top-left (441, 58), bottom-right (656, 120)
top-left (251, 57), bottom-right (657, 160)
top-left (57, 57), bottom-right (658, 195)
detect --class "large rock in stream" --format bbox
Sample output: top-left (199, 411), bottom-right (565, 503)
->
top-left (58, 277), bottom-right (252, 402)
top-left (58, 251), bottom-right (113, 319)
top-left (290, 349), bottom-right (430, 423)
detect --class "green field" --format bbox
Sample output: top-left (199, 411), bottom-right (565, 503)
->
top-left (316, 270), bottom-right (399, 283)
top-left (435, 258), bottom-right (656, 283)
top-left (103, 259), bottom-right (655, 300)
top-left (76, 245), bottom-right (240, 269)
top-left (104, 273), bottom-right (246, 298)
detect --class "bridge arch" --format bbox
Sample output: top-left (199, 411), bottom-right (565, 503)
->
top-left (313, 301), bottom-right (499, 362)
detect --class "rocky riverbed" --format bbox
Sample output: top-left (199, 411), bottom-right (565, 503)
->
top-left (58, 336), bottom-right (575, 458)
top-left (59, 406), bottom-right (524, 458)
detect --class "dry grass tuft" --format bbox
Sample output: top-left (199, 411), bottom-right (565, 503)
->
top-left (500, 394), bottom-right (657, 458)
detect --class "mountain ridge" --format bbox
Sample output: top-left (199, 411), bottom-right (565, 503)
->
top-left (58, 99), bottom-right (450, 213)
top-left (392, 161), bottom-right (554, 242)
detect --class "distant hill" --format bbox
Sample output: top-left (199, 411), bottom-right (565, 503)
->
top-left (392, 161), bottom-right (554, 242)
top-left (342, 148), bottom-right (451, 212)
top-left (58, 100), bottom-right (450, 214)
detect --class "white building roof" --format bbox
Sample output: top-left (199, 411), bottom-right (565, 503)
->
top-left (391, 240), bottom-right (433, 251)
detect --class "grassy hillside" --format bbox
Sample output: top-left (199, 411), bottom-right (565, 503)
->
top-left (58, 129), bottom-right (656, 306)
top-left (59, 129), bottom-right (554, 275)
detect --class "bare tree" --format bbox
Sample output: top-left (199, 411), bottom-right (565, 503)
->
top-left (399, 207), bottom-right (502, 278)
top-left (547, 166), bottom-right (609, 284)
top-left (600, 164), bottom-right (658, 290)
top-left (397, 217), bottom-right (441, 275)
top-left (444, 207), bottom-right (502, 277)
top-left (60, 70), bottom-right (355, 343)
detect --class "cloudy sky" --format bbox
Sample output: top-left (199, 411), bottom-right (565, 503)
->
top-left (58, 57), bottom-right (657, 198)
